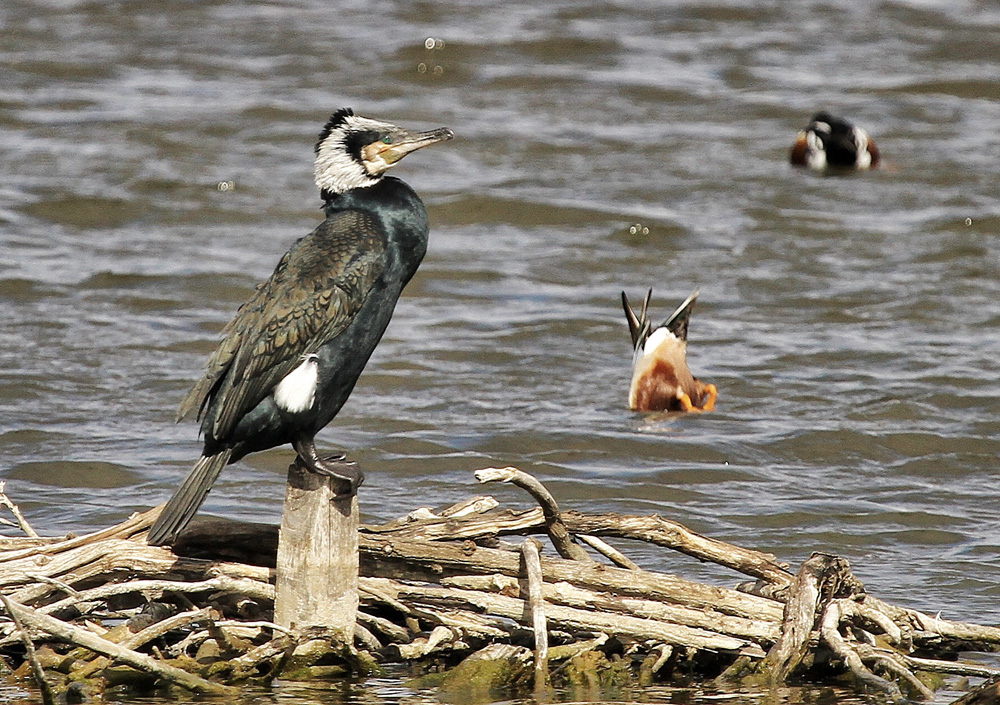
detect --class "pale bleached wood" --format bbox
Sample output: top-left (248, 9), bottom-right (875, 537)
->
top-left (520, 539), bottom-right (547, 673)
top-left (360, 533), bottom-right (784, 622)
top-left (74, 607), bottom-right (215, 679)
top-left (0, 507), bottom-right (158, 564)
top-left (894, 652), bottom-right (1000, 679)
top-left (2, 595), bottom-right (233, 695)
top-left (475, 467), bottom-right (593, 563)
top-left (763, 552), bottom-right (845, 683)
top-left (853, 644), bottom-right (936, 701)
top-left (577, 534), bottom-right (641, 570)
top-left (561, 511), bottom-right (792, 586)
top-left (41, 576), bottom-right (274, 616)
top-left (273, 462), bottom-right (358, 637)
top-left (819, 600), bottom-right (927, 702)
top-left (0, 481), bottom-right (39, 538)
top-left (362, 576), bottom-right (759, 654)
top-left (0, 594), bottom-right (55, 705)
top-left (439, 573), bottom-right (779, 642)
top-left (866, 596), bottom-right (1000, 648)
top-left (364, 505), bottom-right (791, 585)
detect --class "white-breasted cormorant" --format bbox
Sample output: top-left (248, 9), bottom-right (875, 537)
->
top-left (622, 289), bottom-right (717, 413)
top-left (790, 112), bottom-right (880, 171)
top-left (147, 108), bottom-right (453, 546)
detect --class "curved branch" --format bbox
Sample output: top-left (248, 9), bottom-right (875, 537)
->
top-left (475, 468), bottom-right (592, 563)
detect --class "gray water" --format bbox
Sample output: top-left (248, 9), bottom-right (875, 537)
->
top-left (2, 0), bottom-right (1000, 703)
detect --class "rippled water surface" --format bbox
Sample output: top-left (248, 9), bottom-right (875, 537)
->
top-left (2, 0), bottom-right (1000, 702)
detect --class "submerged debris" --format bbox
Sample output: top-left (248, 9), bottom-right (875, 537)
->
top-left (0, 471), bottom-right (998, 703)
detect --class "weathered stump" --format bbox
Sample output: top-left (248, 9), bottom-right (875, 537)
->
top-left (273, 461), bottom-right (359, 638)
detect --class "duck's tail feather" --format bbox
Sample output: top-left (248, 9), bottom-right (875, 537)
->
top-left (147, 448), bottom-right (233, 546)
top-left (663, 288), bottom-right (700, 342)
top-left (622, 288), bottom-right (653, 349)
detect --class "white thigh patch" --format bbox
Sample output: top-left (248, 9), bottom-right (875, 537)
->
top-left (274, 354), bottom-right (319, 413)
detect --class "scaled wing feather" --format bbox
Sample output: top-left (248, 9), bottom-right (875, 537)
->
top-left (176, 211), bottom-right (385, 439)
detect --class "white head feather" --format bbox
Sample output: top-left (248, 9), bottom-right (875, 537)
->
top-left (314, 112), bottom-right (396, 194)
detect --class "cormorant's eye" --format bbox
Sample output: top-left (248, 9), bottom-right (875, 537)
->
top-left (381, 136), bottom-right (393, 145)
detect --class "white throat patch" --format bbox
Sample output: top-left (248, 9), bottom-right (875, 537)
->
top-left (314, 114), bottom-right (393, 194)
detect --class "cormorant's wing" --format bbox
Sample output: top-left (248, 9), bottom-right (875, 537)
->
top-left (177, 210), bottom-right (386, 440)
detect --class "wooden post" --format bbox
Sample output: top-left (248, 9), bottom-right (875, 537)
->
top-left (273, 461), bottom-right (358, 639)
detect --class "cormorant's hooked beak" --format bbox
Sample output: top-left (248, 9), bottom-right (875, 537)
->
top-left (365, 127), bottom-right (454, 170)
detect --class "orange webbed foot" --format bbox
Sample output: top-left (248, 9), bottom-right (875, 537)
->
top-left (676, 391), bottom-right (697, 412)
top-left (700, 384), bottom-right (718, 412)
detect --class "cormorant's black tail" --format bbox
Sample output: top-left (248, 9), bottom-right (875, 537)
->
top-left (147, 449), bottom-right (232, 546)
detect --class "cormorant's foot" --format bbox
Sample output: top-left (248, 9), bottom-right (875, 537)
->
top-left (302, 454), bottom-right (364, 496)
top-left (291, 436), bottom-right (364, 496)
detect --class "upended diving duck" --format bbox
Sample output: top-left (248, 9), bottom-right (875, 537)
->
top-left (790, 111), bottom-right (880, 171)
top-left (622, 289), bottom-right (717, 413)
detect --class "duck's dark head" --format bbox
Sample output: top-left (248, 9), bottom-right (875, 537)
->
top-left (791, 111), bottom-right (879, 171)
top-left (314, 108), bottom-right (454, 196)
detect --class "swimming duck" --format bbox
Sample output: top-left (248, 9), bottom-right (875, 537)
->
top-left (790, 111), bottom-right (880, 171)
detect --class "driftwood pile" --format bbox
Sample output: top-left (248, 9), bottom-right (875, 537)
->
top-left (1, 470), bottom-right (999, 704)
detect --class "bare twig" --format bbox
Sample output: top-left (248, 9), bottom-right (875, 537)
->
top-left (577, 534), bottom-right (640, 570)
top-left (0, 594), bottom-right (55, 705)
top-left (0, 481), bottom-right (39, 538)
top-left (764, 552), bottom-right (855, 683)
top-left (40, 576), bottom-right (274, 616)
top-left (75, 606), bottom-right (216, 679)
top-left (475, 467), bottom-right (593, 563)
top-left (2, 596), bottom-right (234, 695)
top-left (854, 643), bottom-right (935, 701)
top-left (820, 601), bottom-right (906, 703)
top-left (520, 538), bottom-right (548, 676)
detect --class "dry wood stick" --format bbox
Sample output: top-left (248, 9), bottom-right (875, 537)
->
top-left (475, 467), bottom-right (593, 563)
top-left (40, 576), bottom-right (275, 616)
top-left (819, 601), bottom-right (906, 703)
top-left (854, 643), bottom-right (935, 701)
top-left (415, 606), bottom-right (512, 638)
top-left (440, 496), bottom-right (501, 518)
top-left (893, 651), bottom-right (1000, 678)
top-left (360, 533), bottom-right (782, 622)
top-left (0, 594), bottom-right (55, 705)
top-left (357, 610), bottom-right (411, 644)
top-left (562, 512), bottom-right (792, 585)
top-left (2, 595), bottom-right (233, 695)
top-left (577, 534), bottom-right (640, 570)
top-left (227, 634), bottom-right (295, 680)
top-left (364, 577), bottom-right (757, 653)
top-left (0, 507), bottom-right (159, 564)
top-left (365, 504), bottom-right (791, 584)
top-left (764, 552), bottom-right (844, 683)
top-left (520, 539), bottom-right (548, 675)
top-left (0, 481), bottom-right (39, 538)
top-left (74, 607), bottom-right (215, 679)
top-left (440, 573), bottom-right (779, 641)
top-left (866, 596), bottom-right (1000, 647)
